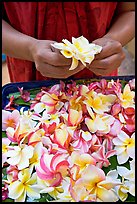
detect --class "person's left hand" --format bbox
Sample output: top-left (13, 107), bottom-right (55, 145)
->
top-left (86, 37), bottom-right (125, 76)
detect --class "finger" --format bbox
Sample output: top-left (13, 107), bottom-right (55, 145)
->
top-left (94, 41), bottom-right (123, 60)
top-left (45, 51), bottom-right (72, 66)
top-left (88, 51), bottom-right (125, 69)
top-left (36, 62), bottom-right (85, 79)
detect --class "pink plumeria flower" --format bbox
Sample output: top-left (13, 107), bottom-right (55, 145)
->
top-left (111, 103), bottom-right (122, 116)
top-left (6, 112), bottom-right (37, 144)
top-left (36, 153), bottom-right (69, 187)
top-left (113, 131), bottom-right (135, 164)
top-left (40, 92), bottom-right (59, 113)
top-left (4, 95), bottom-right (15, 110)
top-left (108, 118), bottom-right (122, 137)
top-left (52, 124), bottom-right (75, 150)
top-left (68, 109), bottom-right (83, 127)
top-left (89, 79), bottom-right (122, 95)
top-left (28, 128), bottom-right (46, 146)
top-left (119, 107), bottom-right (135, 133)
top-left (71, 130), bottom-right (93, 153)
top-left (2, 110), bottom-right (20, 131)
top-left (128, 78), bottom-right (135, 90)
top-left (6, 165), bottom-right (19, 183)
top-left (18, 87), bottom-right (30, 102)
top-left (91, 145), bottom-right (116, 168)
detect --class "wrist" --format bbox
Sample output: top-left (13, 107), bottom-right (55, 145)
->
top-left (28, 37), bottom-right (39, 62)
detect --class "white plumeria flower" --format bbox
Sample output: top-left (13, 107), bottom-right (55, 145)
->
top-left (2, 138), bottom-right (11, 167)
top-left (8, 167), bottom-right (41, 202)
top-left (51, 36), bottom-right (102, 70)
top-left (36, 176), bottom-right (64, 200)
top-left (118, 84), bottom-right (135, 108)
top-left (6, 144), bottom-right (34, 170)
top-left (29, 142), bottom-right (46, 169)
top-left (33, 102), bottom-right (47, 113)
top-left (57, 177), bottom-right (74, 202)
top-left (113, 131), bottom-right (135, 164)
top-left (117, 159), bottom-right (135, 197)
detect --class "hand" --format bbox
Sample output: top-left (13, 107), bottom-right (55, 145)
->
top-left (86, 37), bottom-right (125, 76)
top-left (31, 39), bottom-right (85, 78)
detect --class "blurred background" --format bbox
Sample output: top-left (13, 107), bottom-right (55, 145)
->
top-left (2, 38), bottom-right (135, 86)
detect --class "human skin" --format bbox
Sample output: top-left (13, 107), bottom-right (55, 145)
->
top-left (2, 2), bottom-right (135, 78)
top-left (87, 2), bottom-right (135, 76)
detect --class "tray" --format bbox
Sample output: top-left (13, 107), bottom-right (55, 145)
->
top-left (2, 75), bottom-right (134, 110)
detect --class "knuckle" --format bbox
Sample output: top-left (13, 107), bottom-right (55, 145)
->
top-left (103, 60), bottom-right (110, 67)
top-left (121, 52), bottom-right (126, 60)
top-left (115, 41), bottom-right (122, 51)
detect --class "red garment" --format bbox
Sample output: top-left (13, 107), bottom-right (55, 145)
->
top-left (3, 2), bottom-right (118, 82)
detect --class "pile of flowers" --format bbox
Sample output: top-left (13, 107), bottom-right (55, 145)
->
top-left (51, 36), bottom-right (102, 70)
top-left (2, 78), bottom-right (135, 202)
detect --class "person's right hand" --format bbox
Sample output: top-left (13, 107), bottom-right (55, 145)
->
top-left (30, 39), bottom-right (85, 78)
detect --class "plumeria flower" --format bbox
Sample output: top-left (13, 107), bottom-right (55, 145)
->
top-left (6, 144), bottom-right (34, 170)
top-left (4, 95), bottom-right (15, 110)
top-left (128, 78), bottom-right (135, 90)
top-left (118, 84), bottom-right (135, 108)
top-left (84, 90), bottom-right (116, 114)
top-left (6, 112), bottom-right (37, 144)
top-left (36, 176), bottom-right (65, 200)
top-left (2, 109), bottom-right (20, 131)
top-left (2, 138), bottom-right (11, 167)
top-left (6, 165), bottom-right (19, 183)
top-left (119, 107), bottom-right (135, 133)
top-left (51, 123), bottom-right (75, 150)
top-left (29, 142), bottom-right (46, 169)
top-left (70, 164), bottom-right (121, 202)
top-left (92, 145), bottom-right (116, 168)
top-left (51, 36), bottom-right (102, 70)
top-left (69, 95), bottom-right (86, 112)
top-left (85, 108), bottom-right (115, 135)
top-left (36, 153), bottom-right (69, 187)
top-left (32, 110), bottom-right (60, 127)
top-left (117, 159), bottom-right (135, 197)
top-left (71, 130), bottom-right (93, 153)
top-left (56, 177), bottom-right (74, 202)
top-left (8, 167), bottom-right (41, 202)
top-left (2, 77), bottom-right (135, 202)
top-left (113, 131), bottom-right (135, 164)
top-left (69, 151), bottom-right (96, 173)
top-left (18, 87), bottom-right (30, 102)
top-left (28, 128), bottom-right (46, 146)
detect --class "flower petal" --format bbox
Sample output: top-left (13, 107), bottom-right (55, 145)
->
top-left (8, 181), bottom-right (24, 199)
